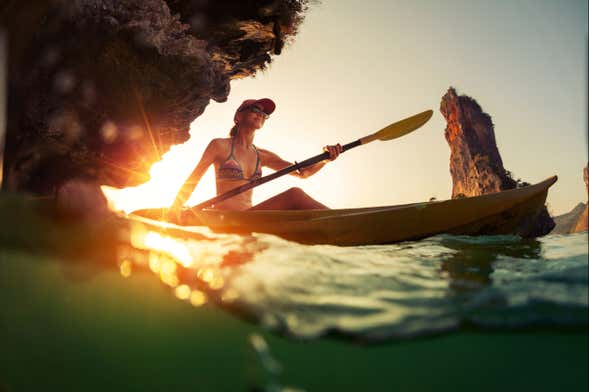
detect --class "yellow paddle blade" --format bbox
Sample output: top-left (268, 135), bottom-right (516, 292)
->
top-left (360, 110), bottom-right (433, 144)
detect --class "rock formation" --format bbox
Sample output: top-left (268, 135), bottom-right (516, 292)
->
top-left (0, 0), bottom-right (311, 194)
top-left (570, 164), bottom-right (588, 233)
top-left (440, 87), bottom-right (555, 237)
top-left (552, 202), bottom-right (587, 234)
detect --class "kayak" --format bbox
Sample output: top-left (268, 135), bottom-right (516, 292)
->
top-left (137, 176), bottom-right (557, 246)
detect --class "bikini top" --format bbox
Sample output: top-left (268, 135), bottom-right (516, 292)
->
top-left (217, 138), bottom-right (262, 181)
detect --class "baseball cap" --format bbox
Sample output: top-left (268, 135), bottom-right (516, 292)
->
top-left (234, 98), bottom-right (276, 123)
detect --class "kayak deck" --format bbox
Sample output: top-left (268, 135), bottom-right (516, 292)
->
top-left (136, 176), bottom-right (557, 246)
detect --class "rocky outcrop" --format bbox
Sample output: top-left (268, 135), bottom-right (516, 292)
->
top-left (440, 88), bottom-right (517, 196)
top-left (570, 164), bottom-right (588, 233)
top-left (440, 87), bottom-right (554, 237)
top-left (1, 0), bottom-right (311, 194)
top-left (572, 206), bottom-right (588, 233)
top-left (552, 202), bottom-right (586, 234)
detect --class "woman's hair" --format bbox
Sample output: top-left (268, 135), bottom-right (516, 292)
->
top-left (229, 124), bottom-right (239, 138)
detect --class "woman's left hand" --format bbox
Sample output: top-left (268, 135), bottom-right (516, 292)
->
top-left (324, 143), bottom-right (343, 161)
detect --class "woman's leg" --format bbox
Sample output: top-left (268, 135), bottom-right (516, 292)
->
top-left (250, 187), bottom-right (328, 210)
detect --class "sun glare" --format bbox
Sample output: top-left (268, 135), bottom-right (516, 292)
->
top-left (121, 222), bottom-right (239, 307)
top-left (101, 134), bottom-right (217, 214)
top-left (99, 95), bottom-right (349, 215)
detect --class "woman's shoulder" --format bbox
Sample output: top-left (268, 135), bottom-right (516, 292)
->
top-left (207, 138), bottom-right (232, 150)
top-left (200, 138), bottom-right (232, 162)
top-left (210, 137), bottom-right (231, 144)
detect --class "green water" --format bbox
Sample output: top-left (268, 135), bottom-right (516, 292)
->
top-left (1, 250), bottom-right (586, 392)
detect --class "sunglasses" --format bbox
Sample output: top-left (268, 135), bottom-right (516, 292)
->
top-left (248, 106), bottom-right (270, 119)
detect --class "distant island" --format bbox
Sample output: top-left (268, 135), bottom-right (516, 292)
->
top-left (552, 165), bottom-right (588, 234)
top-left (553, 202), bottom-right (587, 234)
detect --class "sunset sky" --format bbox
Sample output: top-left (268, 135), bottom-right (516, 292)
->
top-left (110, 0), bottom-right (588, 215)
top-left (0, 0), bottom-right (588, 214)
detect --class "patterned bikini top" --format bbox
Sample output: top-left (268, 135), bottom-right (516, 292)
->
top-left (217, 138), bottom-right (262, 181)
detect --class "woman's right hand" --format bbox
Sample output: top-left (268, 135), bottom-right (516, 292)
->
top-left (323, 144), bottom-right (343, 161)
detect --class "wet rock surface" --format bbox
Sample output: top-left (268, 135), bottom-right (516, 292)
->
top-left (440, 87), bottom-right (554, 237)
top-left (1, 0), bottom-right (310, 193)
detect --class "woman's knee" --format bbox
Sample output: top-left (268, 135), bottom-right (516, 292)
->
top-left (286, 187), bottom-right (306, 199)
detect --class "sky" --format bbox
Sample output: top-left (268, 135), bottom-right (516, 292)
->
top-left (0, 3), bottom-right (585, 215)
top-left (168, 0), bottom-right (587, 215)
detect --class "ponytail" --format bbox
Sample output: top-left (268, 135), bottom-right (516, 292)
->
top-left (229, 124), bottom-right (239, 138)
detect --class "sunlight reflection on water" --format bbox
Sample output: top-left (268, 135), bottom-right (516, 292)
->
top-left (123, 222), bottom-right (588, 341)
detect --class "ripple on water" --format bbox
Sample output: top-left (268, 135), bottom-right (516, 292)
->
top-left (211, 232), bottom-right (588, 341)
top-left (121, 227), bottom-right (587, 342)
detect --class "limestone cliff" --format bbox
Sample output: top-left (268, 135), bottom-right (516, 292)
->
top-left (570, 164), bottom-right (588, 233)
top-left (552, 202), bottom-right (586, 234)
top-left (440, 87), bottom-right (554, 237)
top-left (0, 0), bottom-right (311, 193)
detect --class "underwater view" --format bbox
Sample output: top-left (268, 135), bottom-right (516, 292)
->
top-left (0, 204), bottom-right (587, 391)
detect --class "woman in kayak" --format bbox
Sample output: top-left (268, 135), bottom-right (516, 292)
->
top-left (171, 98), bottom-right (342, 211)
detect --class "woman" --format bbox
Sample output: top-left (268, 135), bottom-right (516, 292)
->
top-left (171, 98), bottom-right (342, 211)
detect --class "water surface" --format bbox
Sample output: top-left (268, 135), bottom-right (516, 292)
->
top-left (205, 232), bottom-right (588, 340)
top-left (0, 210), bottom-right (587, 391)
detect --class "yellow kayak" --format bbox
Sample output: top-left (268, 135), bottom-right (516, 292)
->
top-left (138, 176), bottom-right (557, 246)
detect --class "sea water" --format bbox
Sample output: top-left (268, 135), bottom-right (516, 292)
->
top-left (0, 220), bottom-right (587, 391)
top-left (206, 232), bottom-right (588, 340)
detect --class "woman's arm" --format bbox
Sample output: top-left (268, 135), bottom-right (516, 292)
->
top-left (171, 139), bottom-right (220, 210)
top-left (259, 144), bottom-right (342, 179)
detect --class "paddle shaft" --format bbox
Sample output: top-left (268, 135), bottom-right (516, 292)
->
top-left (186, 109), bottom-right (433, 210)
top-left (191, 139), bottom-right (362, 210)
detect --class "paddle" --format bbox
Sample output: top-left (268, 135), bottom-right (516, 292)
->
top-left (187, 109), bottom-right (433, 211)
